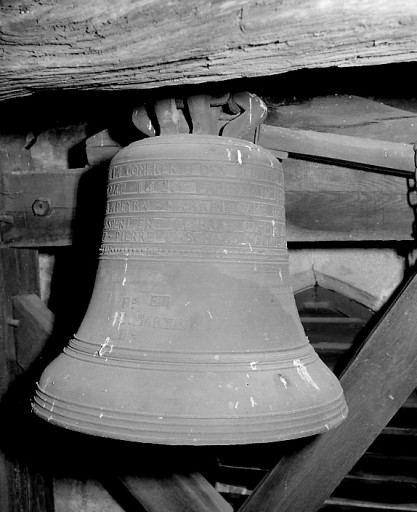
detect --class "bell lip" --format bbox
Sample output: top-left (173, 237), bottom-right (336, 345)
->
top-left (32, 387), bottom-right (348, 445)
top-left (33, 339), bottom-right (347, 445)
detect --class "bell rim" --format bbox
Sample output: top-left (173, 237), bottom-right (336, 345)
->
top-left (32, 387), bottom-right (348, 445)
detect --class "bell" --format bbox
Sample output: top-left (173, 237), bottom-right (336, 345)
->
top-left (33, 134), bottom-right (348, 445)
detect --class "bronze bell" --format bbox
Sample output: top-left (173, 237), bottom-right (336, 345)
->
top-left (33, 133), bottom-right (348, 445)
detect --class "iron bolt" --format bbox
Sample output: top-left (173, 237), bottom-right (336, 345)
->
top-left (32, 199), bottom-right (52, 216)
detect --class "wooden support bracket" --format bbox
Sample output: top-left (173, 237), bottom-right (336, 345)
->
top-left (12, 294), bottom-right (54, 372)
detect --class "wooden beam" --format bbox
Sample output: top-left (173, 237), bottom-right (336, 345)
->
top-left (258, 124), bottom-right (415, 177)
top-left (2, 95), bottom-right (417, 245)
top-left (323, 497), bottom-right (417, 511)
top-left (1, 170), bottom-right (78, 246)
top-left (114, 473), bottom-right (233, 512)
top-left (0, 249), bottom-right (54, 512)
top-left (284, 158), bottom-right (413, 242)
top-left (262, 95), bottom-right (417, 241)
top-left (1, 167), bottom-right (107, 247)
top-left (1, 160), bottom-right (415, 246)
top-left (1, 1), bottom-right (417, 101)
top-left (0, 249), bottom-right (40, 394)
top-left (239, 270), bottom-right (417, 512)
top-left (265, 95), bottom-right (417, 143)
top-left (12, 294), bottom-right (54, 372)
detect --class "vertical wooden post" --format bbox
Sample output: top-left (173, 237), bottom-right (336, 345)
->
top-left (0, 248), bottom-right (54, 511)
top-left (0, 249), bottom-right (40, 394)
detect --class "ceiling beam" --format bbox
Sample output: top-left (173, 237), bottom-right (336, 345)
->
top-left (1, 0), bottom-right (417, 101)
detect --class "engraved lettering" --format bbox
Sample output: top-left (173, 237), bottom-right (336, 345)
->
top-left (121, 294), bottom-right (171, 309)
top-left (104, 157), bottom-right (286, 260)
top-left (127, 313), bottom-right (185, 330)
top-left (118, 328), bottom-right (128, 339)
top-left (150, 295), bottom-right (170, 307)
top-left (108, 161), bottom-right (283, 184)
top-left (105, 198), bottom-right (284, 218)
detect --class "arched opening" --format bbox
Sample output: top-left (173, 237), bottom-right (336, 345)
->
top-left (295, 285), bottom-right (374, 377)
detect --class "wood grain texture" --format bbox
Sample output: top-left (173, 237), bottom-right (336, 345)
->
top-left (258, 124), bottom-right (415, 177)
top-left (323, 497), bottom-right (417, 511)
top-left (1, 153), bottom-right (416, 246)
top-left (1, 161), bottom-right (415, 245)
top-left (2, 95), bottom-right (417, 244)
top-left (1, 1), bottom-right (417, 100)
top-left (118, 473), bottom-right (233, 512)
top-left (239, 270), bottom-right (417, 512)
top-left (0, 249), bottom-right (39, 394)
top-left (263, 96), bottom-right (417, 241)
top-left (0, 249), bottom-right (54, 512)
top-left (266, 95), bottom-right (417, 143)
top-left (1, 170), bottom-right (81, 246)
top-left (283, 158), bottom-right (414, 241)
top-left (1, 166), bottom-right (108, 246)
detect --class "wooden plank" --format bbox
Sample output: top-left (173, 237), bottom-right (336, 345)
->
top-left (0, 248), bottom-right (54, 512)
top-left (262, 96), bottom-right (417, 241)
top-left (1, 159), bottom-right (416, 245)
top-left (323, 497), bottom-right (417, 511)
top-left (239, 270), bottom-right (417, 512)
top-left (216, 476), bottom-right (417, 511)
top-left (258, 124), bottom-right (415, 177)
top-left (284, 158), bottom-right (414, 241)
top-left (259, 96), bottom-right (417, 240)
top-left (403, 392), bottom-right (417, 409)
top-left (1, 97), bottom-right (417, 245)
top-left (265, 95), bottom-right (417, 143)
top-left (1, 167), bottom-right (107, 246)
top-left (0, 249), bottom-right (39, 394)
top-left (332, 473), bottom-right (417, 507)
top-left (12, 294), bottom-right (54, 372)
top-left (1, 1), bottom-right (417, 101)
top-left (344, 472), bottom-right (417, 486)
top-left (114, 472), bottom-right (233, 512)
top-left (1, 170), bottom-right (78, 246)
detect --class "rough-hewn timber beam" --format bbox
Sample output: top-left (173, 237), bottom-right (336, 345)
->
top-left (1, 0), bottom-right (417, 101)
top-left (0, 249), bottom-right (54, 512)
